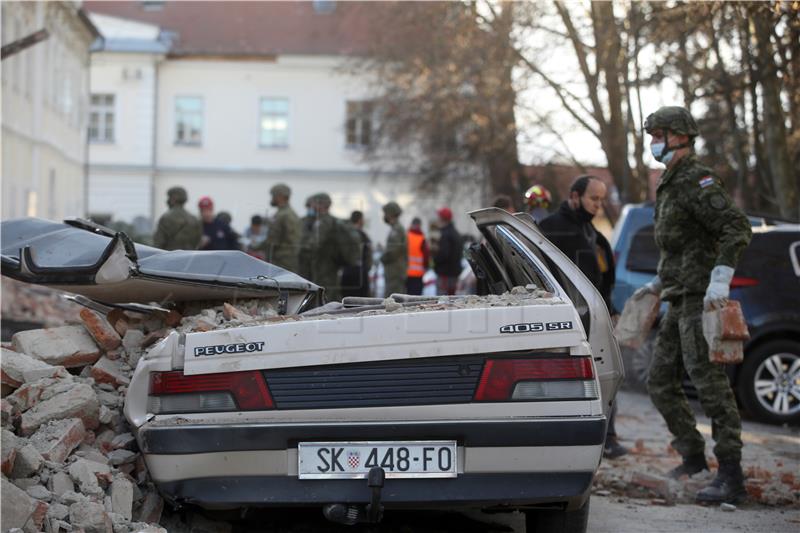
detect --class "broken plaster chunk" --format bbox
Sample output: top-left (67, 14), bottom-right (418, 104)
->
top-left (20, 383), bottom-right (100, 435)
top-left (12, 326), bottom-right (102, 368)
top-left (1, 347), bottom-right (68, 387)
top-left (68, 458), bottom-right (110, 496)
top-left (69, 500), bottom-right (113, 533)
top-left (30, 418), bottom-right (87, 463)
top-left (10, 443), bottom-right (44, 478)
top-left (91, 357), bottom-right (131, 387)
top-left (49, 471), bottom-right (75, 498)
top-left (110, 476), bottom-right (134, 520)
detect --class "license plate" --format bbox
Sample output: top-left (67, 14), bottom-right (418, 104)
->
top-left (298, 441), bottom-right (457, 479)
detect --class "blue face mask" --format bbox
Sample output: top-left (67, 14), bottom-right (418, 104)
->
top-left (306, 208), bottom-right (316, 217)
top-left (651, 142), bottom-right (674, 164)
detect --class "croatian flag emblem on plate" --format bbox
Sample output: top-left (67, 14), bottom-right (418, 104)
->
top-left (699, 176), bottom-right (714, 188)
top-left (347, 450), bottom-right (360, 469)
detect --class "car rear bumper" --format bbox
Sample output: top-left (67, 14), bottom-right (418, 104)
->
top-left (138, 417), bottom-right (604, 509)
top-left (156, 472), bottom-right (594, 509)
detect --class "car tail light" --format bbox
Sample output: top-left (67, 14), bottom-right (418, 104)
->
top-left (148, 370), bottom-right (274, 414)
top-left (473, 358), bottom-right (597, 401)
top-left (730, 276), bottom-right (759, 288)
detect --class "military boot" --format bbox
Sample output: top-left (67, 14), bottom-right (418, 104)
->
top-left (695, 461), bottom-right (747, 504)
top-left (667, 453), bottom-right (709, 479)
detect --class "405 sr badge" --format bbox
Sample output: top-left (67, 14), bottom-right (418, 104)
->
top-left (500, 321), bottom-right (572, 334)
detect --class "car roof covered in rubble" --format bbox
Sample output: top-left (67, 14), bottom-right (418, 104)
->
top-left (0, 217), bottom-right (320, 305)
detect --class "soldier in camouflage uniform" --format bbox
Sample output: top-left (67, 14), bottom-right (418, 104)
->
top-left (152, 187), bottom-right (202, 250)
top-left (381, 202), bottom-right (407, 297)
top-left (262, 183), bottom-right (301, 273)
top-left (297, 195), bottom-right (316, 281)
top-left (636, 106), bottom-right (752, 504)
top-left (308, 193), bottom-right (343, 301)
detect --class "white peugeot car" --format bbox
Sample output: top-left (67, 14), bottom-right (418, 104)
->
top-left (122, 209), bottom-right (622, 533)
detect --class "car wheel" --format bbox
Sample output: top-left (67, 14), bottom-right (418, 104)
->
top-left (737, 340), bottom-right (800, 425)
top-left (525, 497), bottom-right (590, 533)
top-left (620, 333), bottom-right (655, 392)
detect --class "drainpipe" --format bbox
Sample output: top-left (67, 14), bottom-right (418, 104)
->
top-left (149, 55), bottom-right (161, 230)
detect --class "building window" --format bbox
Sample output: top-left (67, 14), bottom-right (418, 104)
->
top-left (175, 96), bottom-right (203, 145)
top-left (89, 94), bottom-right (115, 142)
top-left (259, 98), bottom-right (289, 148)
top-left (346, 101), bottom-right (374, 149)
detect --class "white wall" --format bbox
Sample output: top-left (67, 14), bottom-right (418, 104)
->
top-left (156, 56), bottom-right (370, 172)
top-left (1, 1), bottom-right (93, 221)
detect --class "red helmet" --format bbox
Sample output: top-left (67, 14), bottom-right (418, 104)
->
top-left (524, 185), bottom-right (551, 209)
top-left (198, 196), bottom-right (214, 209)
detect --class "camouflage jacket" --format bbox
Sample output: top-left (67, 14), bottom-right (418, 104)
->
top-left (654, 154), bottom-right (752, 301)
top-left (263, 205), bottom-right (301, 273)
top-left (309, 213), bottom-right (343, 300)
top-left (153, 206), bottom-right (202, 251)
top-left (381, 222), bottom-right (407, 294)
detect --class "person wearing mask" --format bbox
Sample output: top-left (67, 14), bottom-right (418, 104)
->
top-left (539, 175), bottom-right (628, 459)
top-left (152, 186), bottom-right (201, 250)
top-left (381, 202), bottom-right (407, 297)
top-left (298, 195), bottom-right (317, 281)
top-left (262, 183), bottom-right (301, 273)
top-left (406, 217), bottom-right (430, 295)
top-left (638, 106), bottom-right (752, 503)
top-left (198, 197), bottom-right (240, 251)
top-left (433, 207), bottom-right (462, 296)
top-left (340, 210), bottom-right (373, 298)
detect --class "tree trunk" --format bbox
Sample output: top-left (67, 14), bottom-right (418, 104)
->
top-left (752, 6), bottom-right (799, 219)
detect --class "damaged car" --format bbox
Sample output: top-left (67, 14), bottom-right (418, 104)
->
top-left (1, 209), bottom-right (623, 533)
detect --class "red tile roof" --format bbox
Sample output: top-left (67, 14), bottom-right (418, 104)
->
top-left (83, 1), bottom-right (381, 57)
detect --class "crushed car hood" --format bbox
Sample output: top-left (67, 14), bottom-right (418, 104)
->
top-left (1, 218), bottom-right (321, 310)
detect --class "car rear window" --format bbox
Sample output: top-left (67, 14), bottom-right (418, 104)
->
top-left (626, 225), bottom-right (659, 274)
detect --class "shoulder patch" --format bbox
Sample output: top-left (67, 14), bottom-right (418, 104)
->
top-left (708, 193), bottom-right (728, 210)
top-left (698, 176), bottom-right (715, 188)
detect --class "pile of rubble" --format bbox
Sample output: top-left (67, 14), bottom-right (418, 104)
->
top-left (1, 299), bottom-right (277, 533)
top-left (1, 278), bottom-right (82, 328)
top-left (594, 437), bottom-right (800, 508)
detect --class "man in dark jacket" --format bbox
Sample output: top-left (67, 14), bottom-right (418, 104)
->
top-left (539, 175), bottom-right (628, 459)
top-left (433, 207), bottom-right (462, 295)
top-left (198, 196), bottom-right (240, 251)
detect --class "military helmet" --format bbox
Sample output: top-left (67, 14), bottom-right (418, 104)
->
top-left (644, 106), bottom-right (699, 137)
top-left (167, 186), bottom-right (188, 204)
top-left (314, 192), bottom-right (332, 207)
top-left (382, 201), bottom-right (402, 217)
top-left (270, 183), bottom-right (291, 198)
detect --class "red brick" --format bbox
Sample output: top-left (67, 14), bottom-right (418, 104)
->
top-left (164, 309), bottom-right (183, 328)
top-left (631, 471), bottom-right (673, 500)
top-left (90, 357), bottom-right (130, 387)
top-left (80, 309), bottom-right (122, 351)
top-left (106, 308), bottom-right (130, 337)
top-left (31, 499), bottom-right (49, 530)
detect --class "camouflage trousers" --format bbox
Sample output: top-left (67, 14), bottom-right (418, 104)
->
top-left (647, 294), bottom-right (742, 463)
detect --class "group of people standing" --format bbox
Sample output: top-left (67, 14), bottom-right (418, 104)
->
top-left (152, 184), bottom-right (464, 301)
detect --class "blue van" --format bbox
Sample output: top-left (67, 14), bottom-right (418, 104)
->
top-left (610, 203), bottom-right (800, 425)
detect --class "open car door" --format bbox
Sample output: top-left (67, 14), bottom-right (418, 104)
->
top-left (469, 208), bottom-right (624, 416)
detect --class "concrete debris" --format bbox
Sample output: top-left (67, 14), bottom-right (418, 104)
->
top-left (720, 502), bottom-right (737, 511)
top-left (91, 357), bottom-right (131, 387)
top-left (11, 443), bottom-right (44, 478)
top-left (1, 277), bottom-right (81, 327)
top-left (20, 383), bottom-right (100, 435)
top-left (68, 458), bottom-right (111, 496)
top-left (111, 476), bottom-right (135, 520)
top-left (2, 428), bottom-right (21, 475)
top-left (30, 418), bottom-right (87, 463)
top-left (1, 476), bottom-right (47, 532)
top-left (69, 501), bottom-right (113, 533)
top-left (80, 308), bottom-right (123, 352)
top-left (12, 325), bottom-right (102, 368)
top-left (108, 449), bottom-right (138, 466)
top-left (122, 329), bottom-right (146, 367)
top-left (49, 471), bottom-right (75, 497)
top-left (1, 347), bottom-right (68, 388)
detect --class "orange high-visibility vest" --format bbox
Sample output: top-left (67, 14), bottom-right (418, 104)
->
top-left (407, 231), bottom-right (426, 278)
